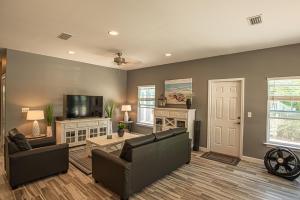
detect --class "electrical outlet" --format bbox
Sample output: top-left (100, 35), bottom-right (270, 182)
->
top-left (22, 108), bottom-right (29, 113)
top-left (247, 112), bottom-right (252, 118)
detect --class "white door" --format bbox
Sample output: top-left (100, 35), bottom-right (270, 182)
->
top-left (210, 81), bottom-right (241, 157)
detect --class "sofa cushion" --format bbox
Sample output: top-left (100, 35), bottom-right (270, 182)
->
top-left (8, 129), bottom-right (32, 151)
top-left (154, 130), bottom-right (174, 141)
top-left (154, 128), bottom-right (187, 141)
top-left (120, 134), bottom-right (155, 162)
top-left (29, 137), bottom-right (56, 148)
top-left (171, 127), bottom-right (187, 135)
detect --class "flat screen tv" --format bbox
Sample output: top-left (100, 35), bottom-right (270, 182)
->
top-left (64, 95), bottom-right (103, 119)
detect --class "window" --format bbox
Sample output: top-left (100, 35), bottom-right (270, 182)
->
top-left (267, 77), bottom-right (300, 148)
top-left (137, 85), bottom-right (155, 125)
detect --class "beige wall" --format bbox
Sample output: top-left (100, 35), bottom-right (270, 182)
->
top-left (6, 49), bottom-right (127, 135)
top-left (127, 43), bottom-right (300, 159)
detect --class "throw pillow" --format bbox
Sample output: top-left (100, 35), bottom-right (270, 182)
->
top-left (8, 128), bottom-right (19, 140)
top-left (9, 129), bottom-right (32, 151)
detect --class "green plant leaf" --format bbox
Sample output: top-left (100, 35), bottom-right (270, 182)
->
top-left (45, 104), bottom-right (54, 126)
top-left (104, 100), bottom-right (116, 119)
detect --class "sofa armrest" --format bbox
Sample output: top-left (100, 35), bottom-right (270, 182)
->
top-left (92, 149), bottom-right (131, 199)
top-left (9, 144), bottom-right (68, 188)
top-left (28, 137), bottom-right (56, 148)
top-left (10, 143), bottom-right (67, 159)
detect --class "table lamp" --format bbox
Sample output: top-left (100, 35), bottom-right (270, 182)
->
top-left (121, 105), bottom-right (131, 122)
top-left (27, 110), bottom-right (44, 136)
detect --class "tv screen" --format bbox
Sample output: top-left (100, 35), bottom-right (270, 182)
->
top-left (64, 95), bottom-right (103, 119)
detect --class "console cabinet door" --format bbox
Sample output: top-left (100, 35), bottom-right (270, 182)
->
top-left (154, 118), bottom-right (163, 133)
top-left (99, 127), bottom-right (107, 136)
top-left (89, 127), bottom-right (99, 138)
top-left (77, 129), bottom-right (87, 143)
top-left (65, 130), bottom-right (76, 144)
top-left (176, 120), bottom-right (187, 128)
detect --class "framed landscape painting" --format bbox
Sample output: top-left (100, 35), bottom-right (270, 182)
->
top-left (165, 78), bottom-right (192, 104)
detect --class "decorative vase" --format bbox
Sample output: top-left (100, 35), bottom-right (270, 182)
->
top-left (186, 98), bottom-right (192, 109)
top-left (158, 94), bottom-right (167, 107)
top-left (118, 129), bottom-right (124, 137)
top-left (46, 126), bottom-right (52, 137)
top-left (109, 119), bottom-right (113, 134)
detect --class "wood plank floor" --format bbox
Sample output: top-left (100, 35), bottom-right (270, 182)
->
top-left (1, 151), bottom-right (300, 200)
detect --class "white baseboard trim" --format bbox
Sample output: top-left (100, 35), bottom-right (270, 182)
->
top-left (241, 156), bottom-right (264, 164)
top-left (199, 147), bottom-right (209, 152)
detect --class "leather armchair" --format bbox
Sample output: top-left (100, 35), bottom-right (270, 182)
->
top-left (4, 136), bottom-right (69, 189)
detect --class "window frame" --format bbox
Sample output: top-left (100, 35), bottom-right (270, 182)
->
top-left (266, 76), bottom-right (300, 149)
top-left (137, 85), bottom-right (156, 126)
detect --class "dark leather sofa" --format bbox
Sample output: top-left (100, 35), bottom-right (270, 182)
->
top-left (4, 136), bottom-right (69, 189)
top-left (92, 128), bottom-right (191, 200)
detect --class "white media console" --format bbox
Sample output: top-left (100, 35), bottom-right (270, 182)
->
top-left (56, 117), bottom-right (111, 147)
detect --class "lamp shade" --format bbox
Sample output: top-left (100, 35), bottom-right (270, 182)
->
top-left (121, 105), bottom-right (131, 112)
top-left (27, 110), bottom-right (44, 120)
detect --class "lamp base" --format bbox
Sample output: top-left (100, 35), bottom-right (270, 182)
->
top-left (124, 111), bottom-right (129, 122)
top-left (32, 120), bottom-right (40, 137)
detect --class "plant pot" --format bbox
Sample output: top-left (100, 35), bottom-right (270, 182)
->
top-left (46, 126), bottom-right (52, 137)
top-left (118, 129), bottom-right (124, 137)
top-left (186, 98), bottom-right (192, 109)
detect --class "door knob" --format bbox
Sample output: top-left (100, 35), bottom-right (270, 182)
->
top-left (235, 122), bottom-right (241, 125)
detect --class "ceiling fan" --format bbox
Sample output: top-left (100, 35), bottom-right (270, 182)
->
top-left (113, 52), bottom-right (128, 65)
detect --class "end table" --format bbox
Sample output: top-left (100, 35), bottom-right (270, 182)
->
top-left (119, 121), bottom-right (133, 133)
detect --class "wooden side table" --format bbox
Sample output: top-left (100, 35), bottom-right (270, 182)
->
top-left (119, 121), bottom-right (134, 133)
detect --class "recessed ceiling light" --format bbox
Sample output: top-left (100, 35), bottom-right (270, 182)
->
top-left (108, 30), bottom-right (119, 36)
top-left (165, 53), bottom-right (172, 57)
top-left (68, 51), bottom-right (75, 55)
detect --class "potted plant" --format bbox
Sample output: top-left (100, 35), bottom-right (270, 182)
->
top-left (105, 100), bottom-right (115, 136)
top-left (118, 123), bottom-right (126, 137)
top-left (45, 104), bottom-right (54, 137)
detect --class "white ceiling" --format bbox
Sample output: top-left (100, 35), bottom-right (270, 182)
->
top-left (1, 0), bottom-right (300, 70)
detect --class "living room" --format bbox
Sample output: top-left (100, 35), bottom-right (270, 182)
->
top-left (1, 1), bottom-right (300, 200)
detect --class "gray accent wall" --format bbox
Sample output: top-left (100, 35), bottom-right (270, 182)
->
top-left (6, 49), bottom-right (127, 134)
top-left (127, 43), bottom-right (300, 159)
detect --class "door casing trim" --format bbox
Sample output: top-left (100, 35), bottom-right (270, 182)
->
top-left (207, 78), bottom-right (245, 158)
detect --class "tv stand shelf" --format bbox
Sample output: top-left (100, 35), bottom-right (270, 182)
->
top-left (56, 118), bottom-right (111, 147)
